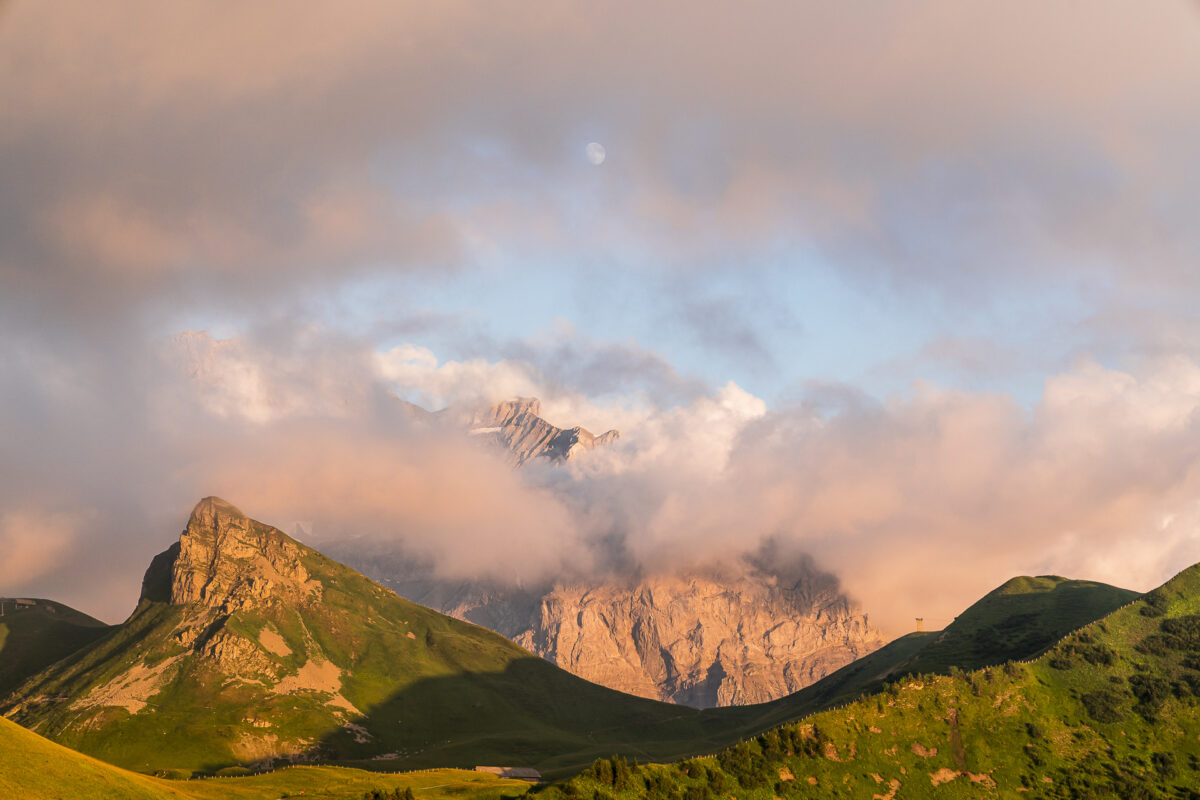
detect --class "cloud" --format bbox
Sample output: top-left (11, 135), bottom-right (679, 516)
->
top-left (376, 330), bottom-right (706, 431)
top-left (4, 0), bottom-right (1200, 330)
top-left (0, 329), bottom-right (606, 619)
top-left (180, 419), bottom-right (585, 587)
top-left (560, 357), bottom-right (1200, 633)
top-left (6, 321), bottom-right (1200, 638)
top-left (0, 510), bottom-right (83, 589)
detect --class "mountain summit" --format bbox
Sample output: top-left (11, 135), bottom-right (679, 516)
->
top-left (398, 395), bottom-right (621, 466)
top-left (459, 397), bottom-right (620, 466)
top-left (141, 496), bottom-right (319, 610)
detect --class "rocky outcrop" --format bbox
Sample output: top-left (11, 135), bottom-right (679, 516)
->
top-left (452, 397), bottom-right (620, 466)
top-left (384, 395), bottom-right (620, 465)
top-left (365, 555), bottom-right (885, 708)
top-left (162, 497), bottom-right (321, 611)
top-left (139, 496), bottom-right (321, 617)
top-left (129, 498), bottom-right (327, 684)
top-left (7, 498), bottom-right (378, 767)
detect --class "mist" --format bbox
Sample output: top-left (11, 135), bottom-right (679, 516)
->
top-left (5, 323), bottom-right (1200, 637)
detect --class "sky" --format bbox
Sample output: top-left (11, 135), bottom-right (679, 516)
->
top-left (3, 1), bottom-right (1200, 633)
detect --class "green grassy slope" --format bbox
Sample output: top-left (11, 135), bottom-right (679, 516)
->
top-left (2, 498), bottom-right (763, 777)
top-left (731, 575), bottom-right (1137, 735)
top-left (546, 564), bottom-right (1200, 799)
top-left (0, 716), bottom-right (528, 800)
top-left (897, 575), bottom-right (1139, 677)
top-left (0, 598), bottom-right (113, 698)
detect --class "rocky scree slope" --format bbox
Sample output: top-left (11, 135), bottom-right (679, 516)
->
top-left (0, 498), bottom-right (766, 775)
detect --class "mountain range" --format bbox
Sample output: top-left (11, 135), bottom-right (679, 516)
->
top-left (401, 395), bottom-right (620, 466)
top-left (332, 396), bottom-right (886, 708)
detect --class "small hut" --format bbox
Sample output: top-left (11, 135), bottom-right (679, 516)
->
top-left (474, 767), bottom-right (543, 782)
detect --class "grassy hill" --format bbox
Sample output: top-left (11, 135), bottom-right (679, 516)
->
top-left (1, 498), bottom-right (764, 777)
top-left (731, 574), bottom-right (1137, 734)
top-left (546, 564), bottom-right (1200, 799)
top-left (0, 715), bottom-right (529, 800)
top-left (896, 575), bottom-right (1139, 677)
top-left (0, 597), bottom-right (113, 699)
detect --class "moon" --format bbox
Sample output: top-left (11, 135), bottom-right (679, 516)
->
top-left (586, 142), bottom-right (606, 166)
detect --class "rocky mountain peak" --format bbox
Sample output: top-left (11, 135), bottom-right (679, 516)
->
top-left (141, 496), bottom-right (319, 611)
top-left (465, 397), bottom-right (621, 466)
top-left (472, 396), bottom-right (542, 426)
top-left (395, 395), bottom-right (620, 466)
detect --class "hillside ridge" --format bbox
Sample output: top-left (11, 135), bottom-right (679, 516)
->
top-left (0, 598), bottom-right (113, 699)
top-left (1, 497), bottom-right (766, 776)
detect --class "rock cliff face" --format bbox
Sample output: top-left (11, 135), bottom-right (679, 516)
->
top-left (154, 496), bottom-right (321, 611)
top-left (461, 397), bottom-right (620, 466)
top-left (516, 568), bottom-right (882, 707)
top-left (369, 557), bottom-right (885, 708)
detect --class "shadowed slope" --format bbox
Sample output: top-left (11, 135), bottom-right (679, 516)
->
top-left (896, 574), bottom-right (1139, 676)
top-left (728, 574), bottom-right (1137, 733)
top-left (0, 598), bottom-right (113, 699)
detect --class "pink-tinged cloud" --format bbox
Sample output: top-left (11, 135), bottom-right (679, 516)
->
top-left (0, 510), bottom-right (85, 589)
top-left (3, 1), bottom-right (1200, 323)
top-left (166, 336), bottom-right (1200, 633)
top-left (5, 326), bottom-right (1200, 634)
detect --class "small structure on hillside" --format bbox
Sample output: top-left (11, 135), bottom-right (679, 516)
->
top-left (915, 617), bottom-right (924, 632)
top-left (2, 599), bottom-right (38, 616)
top-left (474, 766), bottom-right (543, 782)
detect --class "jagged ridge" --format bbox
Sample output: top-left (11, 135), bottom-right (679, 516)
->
top-left (348, 552), bottom-right (885, 709)
top-left (463, 397), bottom-right (620, 466)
